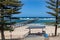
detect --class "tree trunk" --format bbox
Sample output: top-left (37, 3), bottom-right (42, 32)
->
top-left (55, 0), bottom-right (58, 36)
top-left (1, 26), bottom-right (5, 40)
top-left (55, 25), bottom-right (57, 36)
top-left (0, 5), bottom-right (5, 40)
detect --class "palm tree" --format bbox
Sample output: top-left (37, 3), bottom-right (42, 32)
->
top-left (0, 0), bottom-right (23, 40)
top-left (46, 0), bottom-right (60, 36)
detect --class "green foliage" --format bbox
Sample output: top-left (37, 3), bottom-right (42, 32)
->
top-left (46, 0), bottom-right (60, 24)
top-left (46, 0), bottom-right (60, 36)
top-left (0, 0), bottom-right (23, 31)
top-left (0, 0), bottom-right (23, 40)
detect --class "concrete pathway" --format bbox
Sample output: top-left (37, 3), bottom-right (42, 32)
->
top-left (23, 35), bottom-right (60, 40)
top-left (24, 35), bottom-right (44, 40)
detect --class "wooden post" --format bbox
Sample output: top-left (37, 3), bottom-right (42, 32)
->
top-left (29, 27), bottom-right (31, 35)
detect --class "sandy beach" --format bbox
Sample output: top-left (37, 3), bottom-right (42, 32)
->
top-left (0, 25), bottom-right (60, 40)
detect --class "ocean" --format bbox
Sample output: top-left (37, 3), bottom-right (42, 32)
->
top-left (15, 17), bottom-right (56, 26)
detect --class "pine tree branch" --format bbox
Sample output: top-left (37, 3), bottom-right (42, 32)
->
top-left (46, 1), bottom-right (56, 7)
top-left (50, 0), bottom-right (56, 3)
top-left (47, 12), bottom-right (57, 16)
top-left (46, 6), bottom-right (55, 10)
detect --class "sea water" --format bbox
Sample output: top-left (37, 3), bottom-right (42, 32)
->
top-left (15, 17), bottom-right (56, 26)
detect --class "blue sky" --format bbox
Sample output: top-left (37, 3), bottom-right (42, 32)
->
top-left (14, 0), bottom-right (53, 17)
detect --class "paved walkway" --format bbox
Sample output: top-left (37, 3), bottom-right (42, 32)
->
top-left (49, 36), bottom-right (60, 40)
top-left (23, 35), bottom-right (60, 40)
top-left (24, 35), bottom-right (44, 40)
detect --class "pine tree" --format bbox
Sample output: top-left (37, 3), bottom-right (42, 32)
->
top-left (0, 0), bottom-right (23, 40)
top-left (46, 0), bottom-right (60, 36)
